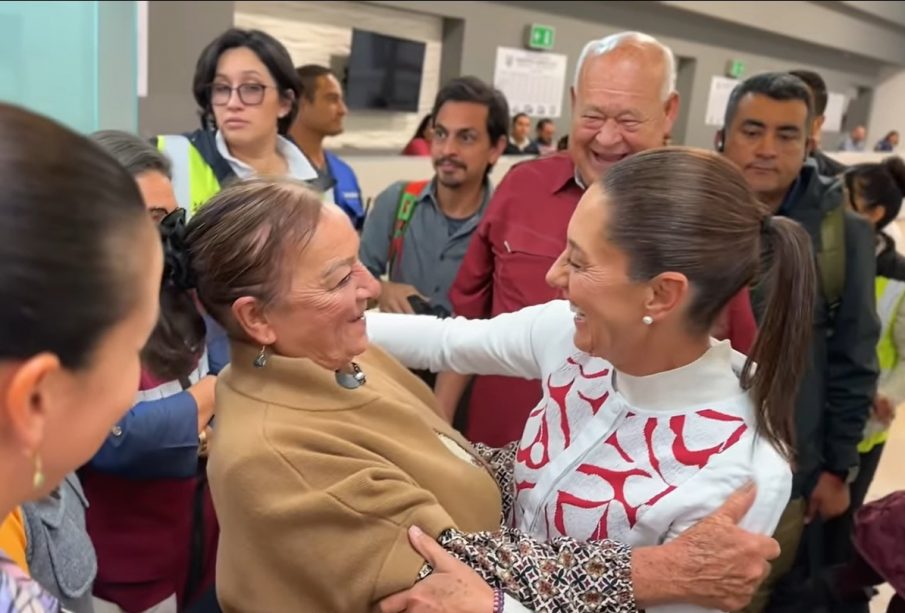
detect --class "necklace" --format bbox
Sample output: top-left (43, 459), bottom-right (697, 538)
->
top-left (335, 362), bottom-right (367, 389)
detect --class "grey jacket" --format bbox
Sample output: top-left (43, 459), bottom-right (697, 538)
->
top-left (23, 473), bottom-right (96, 613)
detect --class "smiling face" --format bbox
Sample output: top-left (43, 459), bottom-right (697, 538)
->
top-left (569, 46), bottom-right (678, 185)
top-left (545, 182), bottom-right (657, 360)
top-left (242, 205), bottom-right (380, 370)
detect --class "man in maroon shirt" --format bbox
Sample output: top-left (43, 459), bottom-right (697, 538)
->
top-left (442, 32), bottom-right (755, 446)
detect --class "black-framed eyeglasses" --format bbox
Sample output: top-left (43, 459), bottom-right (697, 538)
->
top-left (208, 83), bottom-right (269, 106)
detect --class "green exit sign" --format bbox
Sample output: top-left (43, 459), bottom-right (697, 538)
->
top-left (726, 59), bottom-right (745, 79)
top-left (527, 24), bottom-right (555, 50)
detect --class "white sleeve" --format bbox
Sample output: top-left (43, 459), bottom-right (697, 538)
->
top-left (365, 300), bottom-right (574, 380)
top-left (503, 594), bottom-right (534, 612)
top-left (635, 436), bottom-right (792, 613)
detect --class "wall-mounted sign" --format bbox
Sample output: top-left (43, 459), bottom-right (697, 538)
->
top-left (526, 24), bottom-right (555, 50)
top-left (725, 59), bottom-right (745, 79)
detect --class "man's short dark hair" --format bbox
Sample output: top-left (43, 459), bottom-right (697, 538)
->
top-left (537, 118), bottom-right (554, 130)
top-left (789, 69), bottom-right (828, 116)
top-left (296, 65), bottom-right (334, 102)
top-left (431, 76), bottom-right (510, 146)
top-left (512, 112), bottom-right (529, 126)
top-left (723, 72), bottom-right (814, 135)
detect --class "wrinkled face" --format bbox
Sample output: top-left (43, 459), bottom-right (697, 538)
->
top-left (13, 221), bottom-right (162, 499)
top-left (261, 205), bottom-right (380, 370)
top-left (431, 101), bottom-right (503, 189)
top-left (722, 93), bottom-right (809, 206)
top-left (545, 183), bottom-right (652, 360)
top-left (512, 115), bottom-right (532, 142)
top-left (537, 122), bottom-right (556, 145)
top-left (211, 46), bottom-right (292, 150)
top-left (569, 49), bottom-right (678, 185)
top-left (135, 170), bottom-right (179, 224)
top-left (297, 74), bottom-right (347, 137)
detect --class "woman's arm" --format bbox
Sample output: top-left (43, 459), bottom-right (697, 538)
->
top-left (366, 301), bottom-right (572, 380)
top-left (473, 442), bottom-right (518, 522)
top-left (89, 393), bottom-right (199, 479)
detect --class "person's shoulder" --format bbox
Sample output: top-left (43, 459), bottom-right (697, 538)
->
top-left (325, 151), bottom-right (356, 175)
top-left (372, 181), bottom-right (410, 212)
top-left (503, 151), bottom-right (573, 182)
top-left (489, 153), bottom-right (573, 213)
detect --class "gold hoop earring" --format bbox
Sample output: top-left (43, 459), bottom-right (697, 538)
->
top-left (33, 453), bottom-right (45, 490)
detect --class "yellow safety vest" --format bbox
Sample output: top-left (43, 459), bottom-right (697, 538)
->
top-left (156, 135), bottom-right (222, 217)
top-left (859, 276), bottom-right (905, 453)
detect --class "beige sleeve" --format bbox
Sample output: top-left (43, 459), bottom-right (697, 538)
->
top-left (212, 444), bottom-right (456, 613)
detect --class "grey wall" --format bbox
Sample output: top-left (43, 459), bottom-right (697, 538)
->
top-left (139, 0), bottom-right (235, 137)
top-left (369, 0), bottom-right (892, 148)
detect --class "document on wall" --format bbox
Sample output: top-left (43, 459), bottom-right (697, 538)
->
top-left (823, 92), bottom-right (846, 133)
top-left (493, 46), bottom-right (568, 118)
top-left (705, 76), bottom-right (739, 127)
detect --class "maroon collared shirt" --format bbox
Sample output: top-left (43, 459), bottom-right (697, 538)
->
top-left (449, 152), bottom-right (756, 447)
top-left (449, 153), bottom-right (583, 446)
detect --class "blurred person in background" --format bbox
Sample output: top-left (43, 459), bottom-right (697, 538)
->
top-left (840, 125), bottom-right (867, 152)
top-left (874, 131), bottom-right (900, 153)
top-left (504, 112), bottom-right (539, 155)
top-left (289, 64), bottom-right (365, 229)
top-left (789, 69), bottom-right (847, 177)
top-left (402, 114), bottom-right (433, 156)
top-left (535, 118), bottom-right (556, 155)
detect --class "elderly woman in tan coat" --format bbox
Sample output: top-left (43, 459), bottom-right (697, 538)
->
top-left (183, 177), bottom-right (779, 613)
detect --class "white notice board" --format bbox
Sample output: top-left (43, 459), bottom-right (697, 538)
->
top-left (493, 46), bottom-right (568, 118)
top-left (705, 76), bottom-right (739, 127)
top-left (823, 92), bottom-right (846, 133)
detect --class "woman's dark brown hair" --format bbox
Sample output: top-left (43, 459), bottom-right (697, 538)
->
top-left (0, 104), bottom-right (149, 369)
top-left (184, 178), bottom-right (323, 336)
top-left (193, 28), bottom-right (302, 135)
top-left (603, 147), bottom-right (816, 458)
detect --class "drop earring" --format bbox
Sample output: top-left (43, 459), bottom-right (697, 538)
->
top-left (32, 453), bottom-right (44, 490)
top-left (642, 315), bottom-right (654, 326)
top-left (253, 345), bottom-right (269, 368)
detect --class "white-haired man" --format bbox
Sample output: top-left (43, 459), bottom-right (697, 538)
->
top-left (438, 32), bottom-right (684, 445)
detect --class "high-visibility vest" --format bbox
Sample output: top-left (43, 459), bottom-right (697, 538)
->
top-left (859, 276), bottom-right (905, 453)
top-left (155, 134), bottom-right (223, 217)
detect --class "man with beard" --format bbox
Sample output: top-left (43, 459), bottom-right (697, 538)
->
top-left (360, 76), bottom-right (508, 321)
top-left (290, 64), bottom-right (365, 229)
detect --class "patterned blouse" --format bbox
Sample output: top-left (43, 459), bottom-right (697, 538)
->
top-left (0, 551), bottom-right (62, 613)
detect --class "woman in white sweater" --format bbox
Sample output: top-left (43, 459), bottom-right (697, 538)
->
top-left (369, 148), bottom-right (817, 613)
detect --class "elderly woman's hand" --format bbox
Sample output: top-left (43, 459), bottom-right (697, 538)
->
top-left (375, 526), bottom-right (494, 613)
top-left (633, 482), bottom-right (779, 611)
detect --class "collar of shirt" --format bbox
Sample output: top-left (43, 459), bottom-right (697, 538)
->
top-left (420, 177), bottom-right (494, 228)
top-left (215, 130), bottom-right (318, 181)
top-left (510, 136), bottom-right (531, 149)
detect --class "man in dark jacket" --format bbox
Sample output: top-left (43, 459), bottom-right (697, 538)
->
top-left (789, 69), bottom-right (847, 178)
top-left (719, 72), bottom-right (880, 613)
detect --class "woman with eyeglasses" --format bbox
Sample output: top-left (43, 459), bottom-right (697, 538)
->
top-left (81, 131), bottom-right (228, 613)
top-left (153, 28), bottom-right (320, 217)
